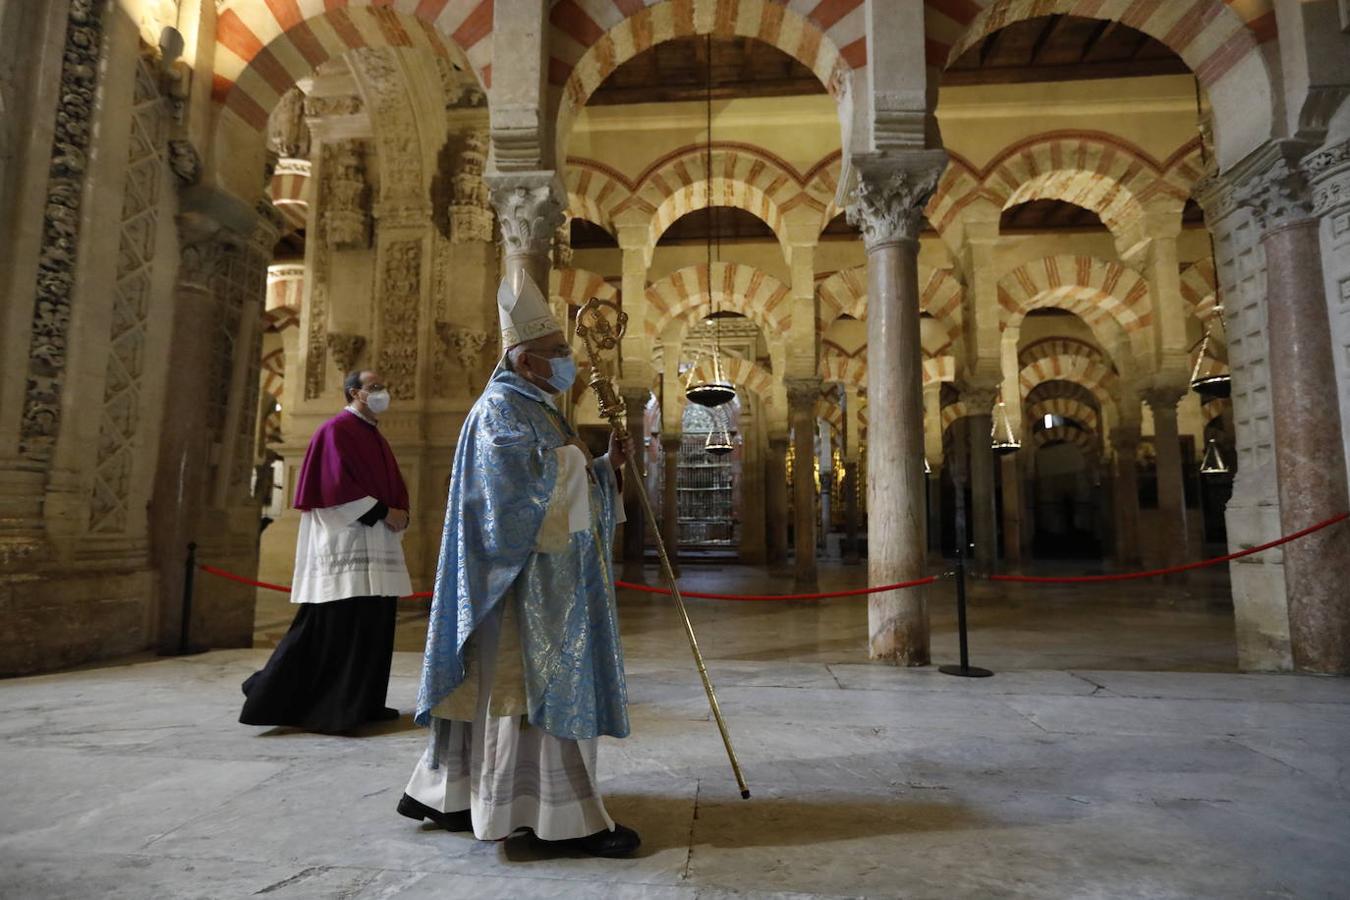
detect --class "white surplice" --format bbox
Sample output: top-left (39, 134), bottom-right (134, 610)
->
top-left (291, 495), bottom-right (412, 605)
top-left (404, 445), bottom-right (621, 841)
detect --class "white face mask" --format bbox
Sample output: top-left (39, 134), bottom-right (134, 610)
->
top-left (364, 389), bottom-right (391, 414)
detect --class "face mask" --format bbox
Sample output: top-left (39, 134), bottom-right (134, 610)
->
top-left (541, 356), bottom-right (577, 393)
top-left (364, 389), bottom-right (391, 414)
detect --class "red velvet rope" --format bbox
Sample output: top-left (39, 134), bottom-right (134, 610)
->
top-left (985, 512), bottom-right (1348, 584)
top-left (196, 564), bottom-right (939, 601)
top-left (197, 511), bottom-right (1347, 597)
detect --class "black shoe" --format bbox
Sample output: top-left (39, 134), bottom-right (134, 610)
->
top-left (574, 823), bottom-right (641, 858)
top-left (371, 706), bottom-right (401, 722)
top-left (397, 793), bottom-right (472, 832)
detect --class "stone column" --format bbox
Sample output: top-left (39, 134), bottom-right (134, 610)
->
top-left (923, 382), bottom-right (944, 557)
top-left (842, 385), bottom-right (862, 563)
top-left (620, 386), bottom-right (649, 583)
top-left (661, 433), bottom-right (681, 564)
top-left (962, 384), bottom-right (999, 569)
top-left (785, 377), bottom-right (821, 590)
top-left (1240, 147), bottom-right (1350, 673)
top-left (848, 152), bottom-right (945, 665)
top-left (1000, 453), bottom-right (1022, 565)
top-left (1110, 422), bottom-right (1143, 569)
top-left (765, 434), bottom-right (789, 566)
top-left (1143, 385), bottom-right (1190, 575)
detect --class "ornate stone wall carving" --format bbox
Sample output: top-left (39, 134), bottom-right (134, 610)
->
top-left (377, 241), bottom-right (422, 399)
top-left (19, 0), bottom-right (106, 460)
top-left (89, 58), bottom-right (166, 534)
top-left (349, 49), bottom-right (424, 216)
top-left (451, 132), bottom-right (494, 244)
top-left (303, 95), bottom-right (362, 118)
top-left (326, 333), bottom-right (366, 376)
top-left (434, 323), bottom-right (490, 394)
top-left (322, 140), bottom-right (369, 249)
top-left (267, 87), bottom-right (310, 160)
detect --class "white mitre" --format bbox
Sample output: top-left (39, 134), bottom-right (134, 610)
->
top-left (497, 271), bottom-right (560, 347)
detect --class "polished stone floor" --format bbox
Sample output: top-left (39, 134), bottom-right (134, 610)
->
top-left (5, 564), bottom-right (1350, 898)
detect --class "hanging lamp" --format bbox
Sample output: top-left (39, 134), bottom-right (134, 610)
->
top-left (705, 408), bottom-right (735, 456)
top-left (1199, 438), bottom-right (1230, 475)
top-left (684, 33), bottom-right (736, 410)
top-left (1189, 326), bottom-right (1232, 399)
top-left (991, 398), bottom-right (1021, 456)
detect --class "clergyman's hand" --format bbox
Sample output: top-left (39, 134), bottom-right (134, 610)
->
top-left (385, 508), bottom-right (410, 532)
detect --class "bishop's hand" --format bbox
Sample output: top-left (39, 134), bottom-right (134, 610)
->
top-left (608, 429), bottom-right (630, 471)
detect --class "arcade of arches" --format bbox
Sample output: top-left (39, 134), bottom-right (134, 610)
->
top-left (1, 1), bottom-right (1348, 684)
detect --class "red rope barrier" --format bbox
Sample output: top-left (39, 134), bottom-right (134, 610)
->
top-left (198, 511), bottom-right (1346, 596)
top-left (197, 564), bottom-right (938, 601)
top-left (613, 575), bottom-right (941, 602)
top-left (985, 512), bottom-right (1349, 584)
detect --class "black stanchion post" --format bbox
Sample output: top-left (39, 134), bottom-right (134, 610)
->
top-left (160, 542), bottom-right (208, 657)
top-left (941, 423), bottom-right (993, 678)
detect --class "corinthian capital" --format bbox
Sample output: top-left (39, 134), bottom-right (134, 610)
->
top-left (846, 151), bottom-right (947, 250)
top-left (1234, 141), bottom-right (1316, 233)
top-left (486, 172), bottom-right (566, 262)
top-left (784, 377), bottom-right (822, 411)
top-left (1301, 138), bottom-right (1350, 219)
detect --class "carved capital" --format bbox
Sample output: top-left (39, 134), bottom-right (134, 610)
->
top-left (1302, 138), bottom-right (1350, 220)
top-left (958, 384), bottom-right (999, 416)
top-left (784, 377), bottom-right (822, 412)
top-left (435, 322), bottom-right (491, 391)
top-left (177, 236), bottom-right (228, 291)
top-left (326, 332), bottom-right (366, 376)
top-left (846, 151), bottom-right (946, 250)
top-left (168, 139), bottom-right (201, 185)
top-left (1141, 385), bottom-right (1186, 413)
top-left (487, 172), bottom-right (566, 262)
top-left (1234, 141), bottom-right (1316, 233)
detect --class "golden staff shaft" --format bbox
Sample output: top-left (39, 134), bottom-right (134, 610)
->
top-left (575, 300), bottom-right (750, 800)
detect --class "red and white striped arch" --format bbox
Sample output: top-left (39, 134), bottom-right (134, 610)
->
top-left (565, 160), bottom-right (635, 233)
top-left (646, 262), bottom-right (792, 338)
top-left (926, 134), bottom-right (1204, 237)
top-left (212, 1), bottom-right (492, 131)
top-left (551, 267), bottom-right (619, 310)
top-left (261, 348), bottom-right (287, 400)
top-left (633, 144), bottom-right (830, 253)
top-left (821, 350), bottom-right (956, 391)
top-left (268, 158), bottom-right (312, 232)
top-left (1027, 396), bottom-right (1100, 435)
top-left (816, 263), bottom-right (964, 349)
top-left (266, 263), bottom-right (306, 322)
top-left (549, 0), bottom-right (866, 165)
top-left (1018, 341), bottom-right (1119, 413)
top-left (924, 0), bottom-right (1275, 84)
top-left (998, 255), bottom-right (1152, 336)
top-left (1030, 422), bottom-right (1101, 461)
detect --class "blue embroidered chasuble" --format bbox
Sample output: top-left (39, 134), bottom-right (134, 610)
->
top-left (415, 363), bottom-right (630, 741)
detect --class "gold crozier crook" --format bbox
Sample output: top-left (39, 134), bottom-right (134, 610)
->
top-left (575, 297), bottom-right (751, 800)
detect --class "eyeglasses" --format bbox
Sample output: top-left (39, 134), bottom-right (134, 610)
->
top-left (362, 383), bottom-right (387, 392)
top-left (530, 347), bottom-right (573, 360)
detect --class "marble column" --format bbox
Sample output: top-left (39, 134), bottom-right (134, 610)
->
top-left (1000, 453), bottom-right (1022, 565)
top-left (1241, 148), bottom-right (1350, 673)
top-left (847, 152), bottom-right (945, 665)
top-left (661, 434), bottom-right (682, 567)
top-left (1143, 386), bottom-right (1190, 576)
top-left (785, 377), bottom-right (821, 590)
top-left (620, 387), bottom-right (650, 583)
top-left (1110, 423), bottom-right (1143, 569)
top-left (765, 434), bottom-right (790, 566)
top-left (843, 459), bottom-right (861, 563)
top-left (962, 385), bottom-right (999, 570)
top-left (923, 382), bottom-right (944, 557)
